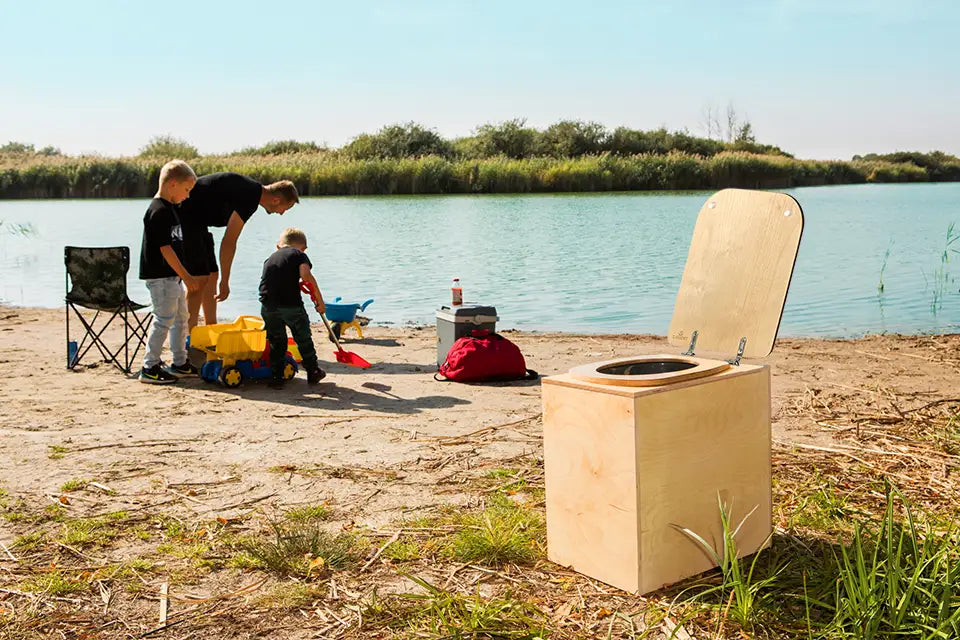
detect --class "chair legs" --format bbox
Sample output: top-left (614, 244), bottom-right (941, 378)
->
top-left (67, 303), bottom-right (153, 373)
top-left (125, 307), bottom-right (153, 370)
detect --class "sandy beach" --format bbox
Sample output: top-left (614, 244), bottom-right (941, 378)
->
top-left (2, 305), bottom-right (958, 638)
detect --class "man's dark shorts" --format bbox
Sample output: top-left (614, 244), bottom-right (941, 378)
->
top-left (181, 220), bottom-right (218, 276)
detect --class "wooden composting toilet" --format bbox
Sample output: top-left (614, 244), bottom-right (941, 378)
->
top-left (542, 188), bottom-right (803, 594)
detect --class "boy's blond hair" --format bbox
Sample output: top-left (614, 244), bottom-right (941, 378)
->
top-left (265, 180), bottom-right (300, 203)
top-left (159, 159), bottom-right (197, 185)
top-left (279, 227), bottom-right (307, 248)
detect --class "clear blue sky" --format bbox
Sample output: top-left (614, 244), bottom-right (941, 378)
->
top-left (2, 0), bottom-right (957, 160)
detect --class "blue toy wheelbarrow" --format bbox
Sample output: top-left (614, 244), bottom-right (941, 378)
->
top-left (324, 297), bottom-right (374, 340)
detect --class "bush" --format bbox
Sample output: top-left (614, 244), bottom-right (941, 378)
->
top-left (0, 141), bottom-right (35, 154)
top-left (469, 118), bottom-right (543, 159)
top-left (236, 140), bottom-right (325, 156)
top-left (341, 122), bottom-right (453, 160)
top-left (541, 120), bottom-right (606, 157)
top-left (138, 135), bottom-right (199, 159)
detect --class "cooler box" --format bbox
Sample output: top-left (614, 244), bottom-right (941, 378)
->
top-left (436, 304), bottom-right (499, 367)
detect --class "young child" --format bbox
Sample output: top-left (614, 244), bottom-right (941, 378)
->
top-left (138, 160), bottom-right (203, 384)
top-left (259, 227), bottom-right (326, 388)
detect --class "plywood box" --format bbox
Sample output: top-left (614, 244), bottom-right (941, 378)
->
top-left (542, 364), bottom-right (772, 594)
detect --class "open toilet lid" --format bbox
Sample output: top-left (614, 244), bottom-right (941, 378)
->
top-left (668, 189), bottom-right (803, 359)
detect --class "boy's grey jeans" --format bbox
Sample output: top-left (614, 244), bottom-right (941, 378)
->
top-left (143, 277), bottom-right (188, 369)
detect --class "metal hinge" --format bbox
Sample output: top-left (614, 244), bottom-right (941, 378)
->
top-left (682, 330), bottom-right (698, 356)
top-left (727, 337), bottom-right (747, 366)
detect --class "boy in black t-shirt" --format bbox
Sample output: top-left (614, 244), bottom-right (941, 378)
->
top-left (259, 227), bottom-right (326, 388)
top-left (138, 160), bottom-right (202, 384)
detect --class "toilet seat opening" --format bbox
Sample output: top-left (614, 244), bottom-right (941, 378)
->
top-left (597, 360), bottom-right (698, 376)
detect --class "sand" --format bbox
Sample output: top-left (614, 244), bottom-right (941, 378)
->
top-left (2, 305), bottom-right (958, 529)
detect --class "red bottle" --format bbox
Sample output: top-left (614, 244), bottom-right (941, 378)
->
top-left (451, 278), bottom-right (463, 306)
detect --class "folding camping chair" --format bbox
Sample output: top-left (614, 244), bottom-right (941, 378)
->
top-left (65, 246), bottom-right (153, 373)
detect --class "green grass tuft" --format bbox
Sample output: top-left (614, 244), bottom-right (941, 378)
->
top-left (445, 499), bottom-right (544, 566)
top-left (20, 572), bottom-right (87, 596)
top-left (284, 504), bottom-right (330, 523)
top-left (362, 573), bottom-right (547, 639)
top-left (47, 445), bottom-right (68, 460)
top-left (59, 478), bottom-right (87, 492)
top-left (238, 521), bottom-right (365, 577)
top-left (251, 583), bottom-right (325, 610)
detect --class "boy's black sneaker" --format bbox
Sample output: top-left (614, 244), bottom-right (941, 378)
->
top-left (140, 364), bottom-right (178, 385)
top-left (307, 367), bottom-right (326, 384)
top-left (267, 377), bottom-right (286, 390)
top-left (167, 361), bottom-right (199, 376)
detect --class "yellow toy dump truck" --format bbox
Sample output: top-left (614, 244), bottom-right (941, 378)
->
top-left (188, 316), bottom-right (298, 387)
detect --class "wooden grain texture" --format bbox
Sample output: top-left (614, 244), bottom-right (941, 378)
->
top-left (542, 364), bottom-right (772, 594)
top-left (668, 188), bottom-right (803, 358)
top-left (634, 365), bottom-right (771, 593)
top-left (543, 383), bottom-right (642, 592)
top-left (543, 361), bottom-right (758, 398)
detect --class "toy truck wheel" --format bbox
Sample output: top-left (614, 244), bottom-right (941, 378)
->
top-left (327, 322), bottom-right (342, 343)
top-left (282, 361), bottom-right (297, 381)
top-left (221, 366), bottom-right (243, 388)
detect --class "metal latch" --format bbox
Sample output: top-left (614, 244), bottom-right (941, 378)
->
top-left (727, 337), bottom-right (747, 366)
top-left (682, 330), bottom-right (698, 356)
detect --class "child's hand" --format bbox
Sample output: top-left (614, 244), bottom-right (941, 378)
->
top-left (314, 300), bottom-right (325, 314)
top-left (184, 275), bottom-right (203, 292)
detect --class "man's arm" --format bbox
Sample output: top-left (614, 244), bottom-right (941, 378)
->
top-left (216, 212), bottom-right (246, 301)
top-left (299, 263), bottom-right (325, 314)
top-left (160, 245), bottom-right (202, 291)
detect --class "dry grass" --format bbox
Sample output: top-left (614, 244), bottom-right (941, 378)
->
top-left (2, 340), bottom-right (959, 638)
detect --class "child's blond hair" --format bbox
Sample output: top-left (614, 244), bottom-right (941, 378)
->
top-left (159, 159), bottom-right (196, 185)
top-left (265, 180), bottom-right (300, 203)
top-left (279, 227), bottom-right (307, 248)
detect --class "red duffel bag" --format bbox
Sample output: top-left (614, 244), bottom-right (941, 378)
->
top-left (436, 329), bottom-right (538, 383)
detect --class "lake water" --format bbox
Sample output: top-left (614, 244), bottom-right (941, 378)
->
top-left (1, 183), bottom-right (958, 338)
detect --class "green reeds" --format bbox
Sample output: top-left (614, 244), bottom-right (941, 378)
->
top-left (829, 486), bottom-right (960, 639)
top-left (931, 222), bottom-right (958, 312)
top-left (676, 486), bottom-right (960, 638)
top-left (674, 499), bottom-right (779, 630)
top-left (0, 151), bottom-right (947, 198)
top-left (878, 240), bottom-right (893, 293)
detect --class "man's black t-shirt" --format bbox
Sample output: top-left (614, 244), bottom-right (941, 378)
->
top-left (180, 172), bottom-right (262, 227)
top-left (259, 247), bottom-right (312, 308)
top-left (139, 198), bottom-right (184, 279)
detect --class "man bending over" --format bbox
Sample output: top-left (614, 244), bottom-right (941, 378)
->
top-left (180, 172), bottom-right (299, 327)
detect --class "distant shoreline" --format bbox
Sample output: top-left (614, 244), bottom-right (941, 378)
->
top-left (2, 151), bottom-right (958, 199)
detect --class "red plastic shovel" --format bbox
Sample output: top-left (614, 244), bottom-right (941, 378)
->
top-left (300, 281), bottom-right (372, 369)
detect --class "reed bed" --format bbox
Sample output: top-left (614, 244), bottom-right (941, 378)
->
top-left (0, 150), bottom-right (948, 198)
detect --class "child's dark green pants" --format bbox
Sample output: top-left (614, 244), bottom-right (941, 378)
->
top-left (261, 305), bottom-right (319, 379)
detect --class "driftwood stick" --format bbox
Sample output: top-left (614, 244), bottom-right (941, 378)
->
top-left (361, 529), bottom-right (401, 572)
top-left (429, 413), bottom-right (543, 444)
top-left (57, 542), bottom-right (105, 563)
top-left (214, 493), bottom-right (277, 512)
top-left (903, 398), bottom-right (960, 415)
top-left (0, 540), bottom-right (18, 562)
top-left (70, 439), bottom-right (200, 453)
top-left (159, 583), bottom-right (169, 625)
top-left (773, 440), bottom-right (874, 467)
